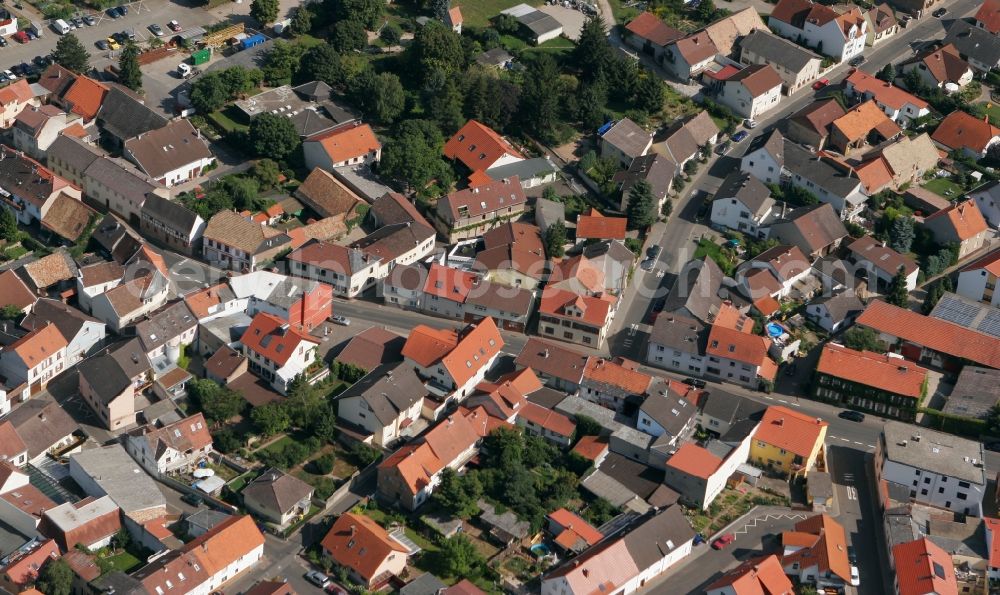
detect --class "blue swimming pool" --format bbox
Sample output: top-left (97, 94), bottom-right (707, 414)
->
top-left (530, 543), bottom-right (552, 557)
top-left (766, 323), bottom-right (784, 338)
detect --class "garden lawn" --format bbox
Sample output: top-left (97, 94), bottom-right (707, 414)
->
top-left (105, 551), bottom-right (142, 573)
top-left (605, 0), bottom-right (640, 22)
top-left (922, 178), bottom-right (963, 199)
top-left (975, 101), bottom-right (1000, 123)
top-left (694, 237), bottom-right (737, 276)
top-left (454, 0), bottom-right (544, 28)
top-left (207, 107), bottom-right (248, 134)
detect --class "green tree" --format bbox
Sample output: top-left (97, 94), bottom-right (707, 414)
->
top-left (350, 70), bottom-right (405, 124)
top-left (340, 0), bottom-right (385, 29)
top-left (0, 305), bottom-right (21, 320)
top-left (380, 119), bottom-right (452, 191)
top-left (520, 54), bottom-right (562, 141)
top-left (252, 159), bottom-right (282, 190)
top-left (463, 71), bottom-right (520, 132)
top-left (312, 453), bottom-right (335, 474)
top-left (573, 16), bottom-right (612, 83)
top-left (633, 73), bottom-right (665, 114)
top-left (410, 21), bottom-right (465, 79)
top-left (697, 0), bottom-right (717, 21)
top-left (290, 5), bottom-right (313, 35)
top-left (380, 23), bottom-right (402, 45)
top-left (430, 534), bottom-right (486, 578)
top-left (311, 404), bottom-right (338, 443)
top-left (190, 73), bottom-right (229, 113)
top-left (249, 113), bottom-right (300, 160)
top-left (296, 44), bottom-right (345, 87)
top-left (582, 497), bottom-right (618, 526)
top-left (349, 442), bottom-right (381, 466)
top-left (331, 19), bottom-right (367, 52)
top-left (922, 277), bottom-right (952, 314)
top-left (52, 33), bottom-right (89, 73)
top-left (0, 207), bottom-right (17, 242)
top-left (889, 216), bottom-right (915, 253)
top-left (877, 63), bottom-right (895, 82)
top-left (220, 65), bottom-right (263, 97)
top-left (250, 0), bottom-right (280, 25)
top-left (111, 527), bottom-right (132, 552)
top-left (574, 81), bottom-right (608, 131)
top-left (888, 266), bottom-right (910, 307)
top-left (118, 42), bottom-right (142, 91)
top-left (574, 414), bottom-right (602, 437)
top-left (284, 376), bottom-right (327, 429)
top-left (422, 70), bottom-right (465, 134)
top-left (626, 180), bottom-right (656, 230)
top-left (843, 326), bottom-right (887, 353)
top-left (188, 379), bottom-right (245, 424)
top-left (481, 426), bottom-right (524, 471)
top-left (543, 219), bottom-right (567, 258)
top-left (218, 175), bottom-right (260, 211)
top-left (263, 40), bottom-right (308, 85)
top-left (431, 0), bottom-right (450, 21)
top-left (251, 402), bottom-right (291, 436)
top-left (433, 467), bottom-right (482, 518)
top-left (36, 559), bottom-right (73, 595)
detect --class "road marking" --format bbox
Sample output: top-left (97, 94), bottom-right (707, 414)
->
top-left (732, 512), bottom-right (808, 535)
top-left (778, 399), bottom-right (788, 404)
top-left (867, 444), bottom-right (875, 449)
top-left (840, 437), bottom-right (850, 442)
top-left (764, 396), bottom-right (774, 400)
top-left (854, 441), bottom-right (864, 445)
top-left (846, 486), bottom-right (858, 501)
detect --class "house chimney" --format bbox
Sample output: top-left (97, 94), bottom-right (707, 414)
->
top-left (350, 525), bottom-right (356, 536)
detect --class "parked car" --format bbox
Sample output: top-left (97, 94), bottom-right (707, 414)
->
top-left (107, 7), bottom-right (120, 17)
top-left (13, 31), bottom-right (28, 43)
top-left (167, 19), bottom-right (181, 31)
top-left (83, 14), bottom-right (96, 25)
top-left (71, 16), bottom-right (83, 28)
top-left (743, 118), bottom-right (757, 129)
top-left (0, 36), bottom-right (7, 47)
top-left (850, 566), bottom-right (860, 587)
top-left (646, 244), bottom-right (661, 259)
top-left (96, 39), bottom-right (109, 50)
top-left (838, 410), bottom-right (865, 422)
top-left (148, 23), bottom-right (162, 36)
top-left (715, 140), bottom-right (731, 155)
top-left (683, 377), bottom-right (707, 389)
top-left (4, 70), bottom-right (16, 80)
top-left (332, 315), bottom-right (350, 326)
top-left (32, 55), bottom-right (46, 67)
top-left (180, 492), bottom-right (202, 506)
top-left (106, 36), bottom-right (120, 50)
top-left (712, 534), bottom-right (735, 549)
top-left (305, 571), bottom-right (331, 589)
top-left (812, 77), bottom-right (830, 90)
top-left (10, 64), bottom-right (21, 76)
top-left (119, 4), bottom-right (128, 15)
top-left (732, 130), bottom-right (749, 142)
top-left (849, 55), bottom-right (866, 67)
top-left (847, 546), bottom-right (857, 565)
top-left (932, 7), bottom-right (946, 16)
top-left (640, 258), bottom-right (655, 271)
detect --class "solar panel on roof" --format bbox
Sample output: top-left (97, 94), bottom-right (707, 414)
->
top-left (978, 308), bottom-right (1000, 338)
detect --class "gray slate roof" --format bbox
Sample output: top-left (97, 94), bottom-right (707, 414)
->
top-left (700, 388), bottom-right (767, 426)
top-left (142, 194), bottom-right (202, 235)
top-left (48, 134), bottom-right (102, 175)
top-left (663, 257), bottom-right (724, 324)
top-left (882, 420), bottom-right (986, 485)
top-left (942, 366), bottom-right (1000, 419)
top-left (97, 87), bottom-right (168, 141)
top-left (783, 141), bottom-right (863, 200)
top-left (485, 156), bottom-right (559, 182)
top-left (714, 171), bottom-right (773, 217)
top-left (134, 300), bottom-right (197, 354)
top-left (649, 310), bottom-right (707, 352)
top-left (945, 20), bottom-right (1000, 68)
top-left (810, 289), bottom-right (863, 323)
top-left (621, 506), bottom-right (695, 568)
top-left (84, 158), bottom-right (158, 207)
top-left (739, 29), bottom-right (821, 72)
top-left (337, 361), bottom-right (426, 426)
top-left (640, 379), bottom-right (696, 437)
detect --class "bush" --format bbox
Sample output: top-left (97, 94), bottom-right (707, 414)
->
top-left (920, 407), bottom-right (987, 439)
top-left (311, 453), bottom-right (335, 475)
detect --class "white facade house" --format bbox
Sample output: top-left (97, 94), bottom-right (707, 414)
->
top-left (957, 251), bottom-right (1000, 307)
top-left (663, 429), bottom-right (755, 510)
top-left (124, 413), bottom-right (213, 475)
top-left (877, 421), bottom-right (986, 517)
top-left (717, 65), bottom-right (783, 119)
top-left (286, 240), bottom-right (383, 299)
top-left (336, 364), bottom-right (425, 448)
top-left (969, 181), bottom-right (1000, 230)
top-left (740, 130), bottom-right (785, 185)
top-left (0, 324), bottom-right (68, 395)
top-left (241, 314), bottom-right (320, 395)
top-left (710, 172), bottom-right (781, 238)
top-left (768, 0), bottom-right (867, 62)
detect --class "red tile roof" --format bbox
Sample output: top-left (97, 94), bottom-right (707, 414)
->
top-left (817, 343), bottom-right (928, 399)
top-left (705, 325), bottom-right (773, 373)
top-left (306, 123), bottom-right (381, 164)
top-left (625, 11), bottom-right (685, 46)
top-left (576, 209), bottom-right (627, 240)
top-left (728, 64), bottom-right (783, 98)
top-left (977, 0), bottom-right (1000, 34)
top-left (665, 443), bottom-right (723, 480)
top-left (0, 421), bottom-right (26, 462)
top-left (583, 357), bottom-right (652, 395)
top-left (856, 299), bottom-right (1000, 369)
top-left (517, 401), bottom-right (576, 437)
top-left (985, 517), bottom-right (1000, 567)
top-left (846, 70), bottom-right (928, 111)
top-left (402, 325), bottom-right (460, 368)
top-left (571, 435), bottom-right (609, 461)
top-left (892, 537), bottom-right (958, 595)
top-left (0, 269), bottom-right (35, 312)
top-left (62, 76), bottom-right (108, 121)
top-left (0, 79), bottom-right (35, 107)
top-left (1, 539), bottom-right (58, 587)
top-left (932, 110), bottom-right (1000, 153)
top-left (548, 508), bottom-right (603, 549)
top-left (183, 283), bottom-right (229, 319)
top-left (240, 312), bottom-right (319, 367)
top-left (780, 514), bottom-right (851, 583)
top-left (439, 177), bottom-right (527, 222)
top-left (755, 405), bottom-right (828, 459)
top-left (441, 317), bottom-right (504, 389)
top-left (705, 554), bottom-right (794, 595)
top-left (321, 512), bottom-right (407, 583)
top-left (961, 248), bottom-right (1000, 277)
top-left (924, 199), bottom-right (989, 241)
top-left (184, 514), bottom-right (264, 577)
top-left (444, 120), bottom-right (524, 173)
top-left (9, 323), bottom-right (68, 369)
top-left (539, 287), bottom-right (616, 328)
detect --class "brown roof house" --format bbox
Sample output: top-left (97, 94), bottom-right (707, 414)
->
top-left (623, 12), bottom-right (684, 65)
top-left (770, 203), bottom-right (849, 258)
top-left (337, 361), bottom-right (426, 447)
top-left (900, 43), bottom-right (974, 90)
top-left (932, 110), bottom-right (1000, 158)
top-left (242, 467), bottom-right (314, 527)
top-left (435, 177), bottom-right (527, 242)
top-left (321, 512), bottom-right (408, 588)
top-left (124, 412), bottom-right (213, 475)
top-left (923, 199), bottom-right (990, 258)
top-left (864, 4), bottom-right (898, 46)
top-left (599, 118), bottom-right (652, 166)
top-left (717, 64), bottom-right (784, 120)
top-left (0, 144), bottom-right (84, 229)
top-left (785, 99), bottom-right (846, 150)
top-left (123, 119), bottom-right (214, 187)
top-left (202, 210), bottom-right (293, 272)
top-left (295, 167), bottom-right (366, 221)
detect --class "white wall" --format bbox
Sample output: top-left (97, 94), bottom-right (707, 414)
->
top-left (957, 268), bottom-right (1000, 306)
top-left (741, 149), bottom-right (782, 185)
top-left (970, 188), bottom-right (1000, 229)
top-left (880, 458), bottom-right (985, 516)
top-left (646, 342), bottom-right (705, 376)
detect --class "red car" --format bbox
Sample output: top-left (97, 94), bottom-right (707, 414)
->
top-left (13, 31), bottom-right (28, 44)
top-left (712, 533), bottom-right (736, 549)
top-left (812, 78), bottom-right (830, 90)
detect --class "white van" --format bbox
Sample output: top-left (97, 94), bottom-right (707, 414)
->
top-left (52, 19), bottom-right (71, 34)
top-left (177, 62), bottom-right (192, 77)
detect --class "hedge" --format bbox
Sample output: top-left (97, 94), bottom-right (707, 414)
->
top-left (918, 407), bottom-right (987, 439)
